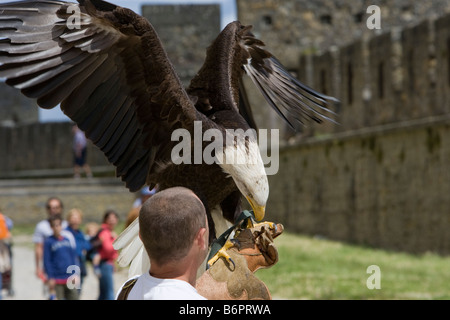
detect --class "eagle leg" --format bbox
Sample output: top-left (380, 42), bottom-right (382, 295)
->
top-left (207, 238), bottom-right (236, 270)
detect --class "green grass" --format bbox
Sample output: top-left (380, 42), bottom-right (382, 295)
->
top-left (255, 232), bottom-right (450, 300)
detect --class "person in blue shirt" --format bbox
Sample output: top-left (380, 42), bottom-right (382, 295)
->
top-left (65, 208), bottom-right (91, 293)
top-left (43, 215), bottom-right (79, 300)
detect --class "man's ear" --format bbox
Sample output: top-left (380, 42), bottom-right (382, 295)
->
top-left (196, 227), bottom-right (208, 250)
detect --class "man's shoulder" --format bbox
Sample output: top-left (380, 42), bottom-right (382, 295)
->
top-left (35, 219), bottom-right (68, 230)
top-left (35, 219), bottom-right (50, 229)
top-left (33, 220), bottom-right (51, 242)
top-left (125, 274), bottom-right (207, 300)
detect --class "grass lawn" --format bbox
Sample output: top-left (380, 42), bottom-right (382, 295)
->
top-left (255, 232), bottom-right (450, 300)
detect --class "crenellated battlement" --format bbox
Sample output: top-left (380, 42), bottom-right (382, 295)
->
top-left (237, 1), bottom-right (450, 139)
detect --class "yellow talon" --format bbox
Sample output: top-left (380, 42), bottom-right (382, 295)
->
top-left (207, 239), bottom-right (236, 268)
top-left (244, 219), bottom-right (276, 231)
top-left (256, 221), bottom-right (276, 231)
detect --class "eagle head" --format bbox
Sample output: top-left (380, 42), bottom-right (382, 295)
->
top-left (217, 131), bottom-right (269, 221)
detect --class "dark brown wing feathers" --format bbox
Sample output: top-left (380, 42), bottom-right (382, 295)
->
top-left (0, 0), bottom-right (199, 192)
top-left (187, 21), bottom-right (337, 131)
top-left (238, 24), bottom-right (339, 130)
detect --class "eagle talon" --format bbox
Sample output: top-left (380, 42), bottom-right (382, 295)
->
top-left (207, 239), bottom-right (236, 268)
top-left (252, 221), bottom-right (276, 230)
top-left (227, 257), bottom-right (236, 271)
top-left (241, 218), bottom-right (276, 231)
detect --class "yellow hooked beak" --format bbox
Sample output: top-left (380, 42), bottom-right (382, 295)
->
top-left (246, 196), bottom-right (266, 222)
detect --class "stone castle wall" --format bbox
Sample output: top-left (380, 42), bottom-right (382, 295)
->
top-left (265, 116), bottom-right (450, 255)
top-left (0, 122), bottom-right (110, 177)
top-left (238, 1), bottom-right (450, 254)
top-left (0, 82), bottom-right (39, 125)
top-left (238, 0), bottom-right (450, 138)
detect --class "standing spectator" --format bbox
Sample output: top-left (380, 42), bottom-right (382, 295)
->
top-left (32, 197), bottom-right (75, 282)
top-left (43, 215), bottom-right (79, 300)
top-left (72, 124), bottom-right (92, 179)
top-left (84, 221), bottom-right (101, 264)
top-left (97, 210), bottom-right (119, 300)
top-left (65, 208), bottom-right (91, 294)
top-left (0, 211), bottom-right (13, 300)
top-left (85, 222), bottom-right (100, 240)
top-left (0, 212), bottom-right (13, 241)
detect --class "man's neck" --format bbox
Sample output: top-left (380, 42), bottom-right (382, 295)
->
top-left (149, 259), bottom-right (197, 287)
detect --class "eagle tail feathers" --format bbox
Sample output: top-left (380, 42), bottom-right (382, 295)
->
top-left (114, 218), bottom-right (150, 277)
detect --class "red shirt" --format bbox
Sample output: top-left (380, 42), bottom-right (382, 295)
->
top-left (98, 224), bottom-right (118, 264)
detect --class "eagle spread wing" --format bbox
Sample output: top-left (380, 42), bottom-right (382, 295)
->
top-left (0, 0), bottom-right (204, 192)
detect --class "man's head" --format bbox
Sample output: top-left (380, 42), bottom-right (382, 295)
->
top-left (46, 197), bottom-right (63, 217)
top-left (138, 187), bottom-right (208, 267)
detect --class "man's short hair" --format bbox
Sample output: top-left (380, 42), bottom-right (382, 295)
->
top-left (139, 187), bottom-right (207, 265)
top-left (46, 197), bottom-right (63, 210)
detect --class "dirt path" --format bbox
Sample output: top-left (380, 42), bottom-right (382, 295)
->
top-left (2, 236), bottom-right (130, 300)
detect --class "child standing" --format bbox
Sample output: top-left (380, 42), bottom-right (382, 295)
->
top-left (43, 215), bottom-right (79, 300)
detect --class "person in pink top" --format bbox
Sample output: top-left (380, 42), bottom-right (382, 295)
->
top-left (97, 210), bottom-right (119, 300)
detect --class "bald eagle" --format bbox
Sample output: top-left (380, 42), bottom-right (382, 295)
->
top-left (0, 0), bottom-right (338, 273)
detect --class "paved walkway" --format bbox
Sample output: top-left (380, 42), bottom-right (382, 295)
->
top-left (2, 236), bottom-right (130, 300)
